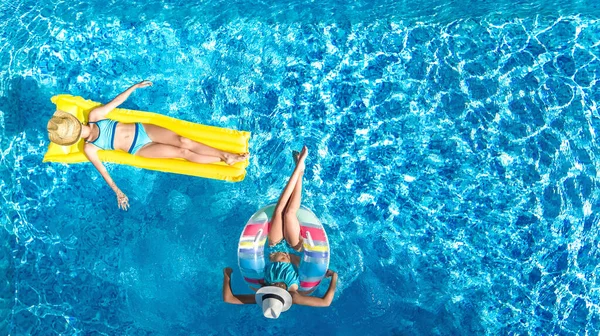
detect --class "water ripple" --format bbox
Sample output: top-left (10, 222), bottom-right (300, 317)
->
top-left (1, 2), bottom-right (600, 335)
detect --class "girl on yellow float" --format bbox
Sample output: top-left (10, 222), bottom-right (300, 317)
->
top-left (46, 81), bottom-right (249, 210)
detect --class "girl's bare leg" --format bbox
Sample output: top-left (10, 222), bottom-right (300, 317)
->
top-left (136, 143), bottom-right (222, 164)
top-left (267, 146), bottom-right (308, 246)
top-left (283, 151), bottom-right (304, 250)
top-left (143, 124), bottom-right (248, 165)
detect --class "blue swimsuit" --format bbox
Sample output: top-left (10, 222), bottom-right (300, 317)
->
top-left (87, 119), bottom-right (152, 154)
top-left (264, 262), bottom-right (300, 289)
top-left (263, 240), bottom-right (301, 289)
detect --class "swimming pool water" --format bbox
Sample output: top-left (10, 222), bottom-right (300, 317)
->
top-left (1, 0), bottom-right (600, 334)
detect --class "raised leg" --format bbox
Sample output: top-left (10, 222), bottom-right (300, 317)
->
top-left (267, 147), bottom-right (308, 246)
top-left (283, 151), bottom-right (305, 250)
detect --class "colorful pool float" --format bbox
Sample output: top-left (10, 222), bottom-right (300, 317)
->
top-left (43, 95), bottom-right (251, 182)
top-left (237, 204), bottom-right (330, 293)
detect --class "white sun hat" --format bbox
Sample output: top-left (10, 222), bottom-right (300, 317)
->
top-left (255, 286), bottom-right (293, 319)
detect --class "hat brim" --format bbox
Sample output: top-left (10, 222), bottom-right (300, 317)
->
top-left (256, 286), bottom-right (293, 312)
top-left (49, 110), bottom-right (82, 146)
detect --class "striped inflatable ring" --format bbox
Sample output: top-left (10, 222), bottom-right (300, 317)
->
top-left (237, 204), bottom-right (330, 292)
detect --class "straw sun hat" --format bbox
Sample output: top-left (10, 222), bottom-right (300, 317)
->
top-left (47, 110), bottom-right (82, 146)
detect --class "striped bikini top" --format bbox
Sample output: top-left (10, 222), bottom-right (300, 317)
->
top-left (87, 119), bottom-right (117, 150)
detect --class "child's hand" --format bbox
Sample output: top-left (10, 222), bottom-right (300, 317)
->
top-left (116, 190), bottom-right (129, 211)
top-left (135, 80), bottom-right (153, 88)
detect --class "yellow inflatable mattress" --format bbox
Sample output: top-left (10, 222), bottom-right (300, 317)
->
top-left (43, 95), bottom-right (251, 182)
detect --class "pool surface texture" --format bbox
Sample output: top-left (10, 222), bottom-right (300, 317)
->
top-left (1, 0), bottom-right (600, 334)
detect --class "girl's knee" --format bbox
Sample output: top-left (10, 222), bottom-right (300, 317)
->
top-left (274, 205), bottom-right (286, 216)
top-left (284, 207), bottom-right (298, 218)
top-left (179, 136), bottom-right (191, 147)
top-left (180, 148), bottom-right (193, 159)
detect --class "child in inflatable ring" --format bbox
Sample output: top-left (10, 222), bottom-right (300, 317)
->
top-left (222, 147), bottom-right (338, 319)
top-left (46, 81), bottom-right (248, 210)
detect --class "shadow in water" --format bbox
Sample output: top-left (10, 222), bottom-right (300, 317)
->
top-left (0, 76), bottom-right (53, 140)
top-left (0, 229), bottom-right (16, 335)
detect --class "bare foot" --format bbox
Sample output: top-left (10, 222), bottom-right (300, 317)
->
top-left (298, 146), bottom-right (308, 160)
top-left (224, 152), bottom-right (249, 165)
top-left (292, 150), bottom-right (300, 164)
top-left (296, 146), bottom-right (308, 171)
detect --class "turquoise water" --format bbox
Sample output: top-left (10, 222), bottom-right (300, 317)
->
top-left (1, 0), bottom-right (600, 334)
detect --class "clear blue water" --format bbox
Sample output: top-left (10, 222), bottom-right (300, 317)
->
top-left (1, 0), bottom-right (600, 334)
